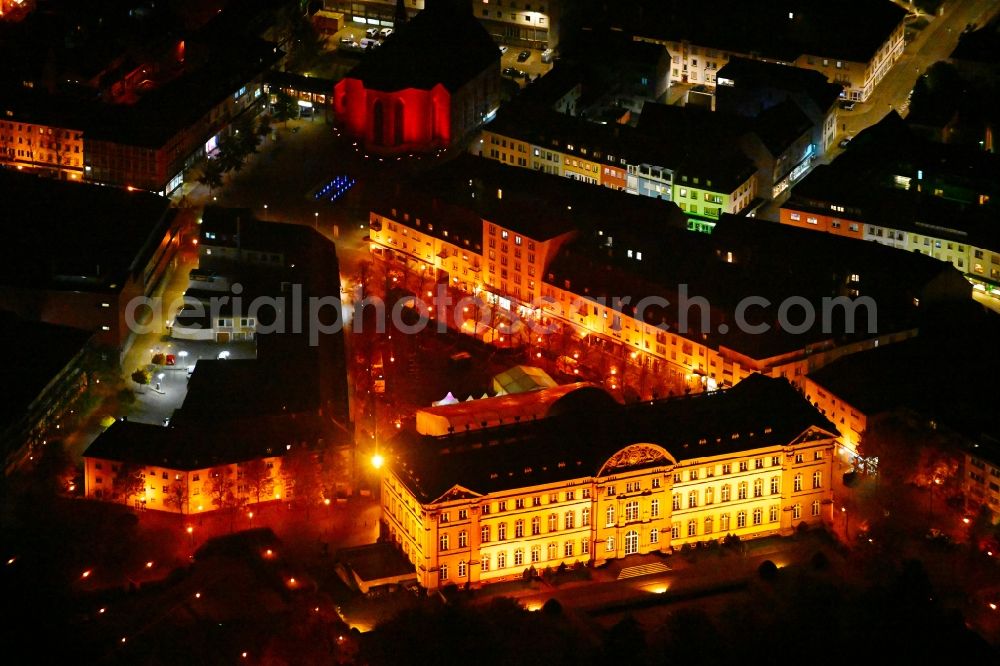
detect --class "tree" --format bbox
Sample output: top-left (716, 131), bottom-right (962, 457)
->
top-left (232, 113), bottom-right (260, 157)
top-left (255, 114), bottom-right (272, 142)
top-left (163, 479), bottom-right (188, 513)
top-left (131, 368), bottom-right (150, 387)
top-left (217, 133), bottom-right (245, 173)
top-left (113, 463), bottom-right (146, 506)
top-left (208, 465), bottom-right (236, 512)
top-left (240, 457), bottom-right (273, 506)
top-left (273, 89), bottom-right (297, 126)
top-left (282, 444), bottom-right (323, 517)
top-left (197, 157), bottom-right (224, 193)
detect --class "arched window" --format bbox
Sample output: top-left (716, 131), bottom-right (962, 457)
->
top-left (481, 525), bottom-right (490, 543)
top-left (481, 554), bottom-right (490, 571)
top-left (705, 487), bottom-right (714, 504)
top-left (625, 530), bottom-right (639, 555)
top-left (721, 484), bottom-right (731, 502)
top-left (688, 490), bottom-right (698, 508)
top-left (605, 505), bottom-right (615, 527)
top-left (672, 492), bottom-right (681, 510)
top-left (737, 511), bottom-right (747, 528)
top-left (753, 479), bottom-right (763, 498)
top-left (548, 513), bottom-right (558, 532)
top-left (770, 476), bottom-right (780, 495)
top-left (738, 482), bottom-right (748, 500)
top-left (530, 545), bottom-right (541, 563)
top-left (458, 530), bottom-right (467, 548)
top-left (531, 516), bottom-right (541, 535)
top-left (752, 508), bottom-right (762, 525)
top-left (514, 548), bottom-right (524, 566)
top-left (720, 513), bottom-right (730, 531)
top-left (581, 507), bottom-right (591, 526)
top-left (794, 474), bottom-right (802, 492)
top-left (564, 511), bottom-right (575, 529)
top-left (498, 522), bottom-right (507, 541)
top-left (497, 551), bottom-right (507, 568)
top-left (547, 542), bottom-right (558, 560)
top-left (439, 533), bottom-right (449, 551)
top-left (515, 519), bottom-right (524, 538)
top-left (704, 516), bottom-right (713, 534)
top-left (458, 560), bottom-right (467, 577)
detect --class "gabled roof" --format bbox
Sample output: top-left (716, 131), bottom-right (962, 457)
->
top-left (344, 3), bottom-right (499, 92)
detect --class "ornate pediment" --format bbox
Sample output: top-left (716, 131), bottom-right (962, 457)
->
top-left (431, 484), bottom-right (481, 505)
top-left (598, 443), bottom-right (673, 476)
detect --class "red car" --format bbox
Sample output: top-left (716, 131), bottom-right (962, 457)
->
top-left (165, 354), bottom-right (176, 366)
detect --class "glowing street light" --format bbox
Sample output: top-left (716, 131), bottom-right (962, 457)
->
top-left (371, 453), bottom-right (385, 470)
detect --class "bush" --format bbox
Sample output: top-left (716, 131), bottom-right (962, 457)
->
top-left (151, 353), bottom-right (165, 365)
top-left (811, 551), bottom-right (829, 570)
top-left (758, 560), bottom-right (778, 580)
top-left (541, 598), bottom-right (562, 616)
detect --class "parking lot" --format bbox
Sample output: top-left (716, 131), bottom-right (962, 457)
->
top-left (127, 339), bottom-right (257, 426)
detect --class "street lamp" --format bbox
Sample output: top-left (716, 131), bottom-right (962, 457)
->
top-left (314, 211), bottom-right (319, 231)
top-left (371, 453), bottom-right (384, 470)
top-left (841, 506), bottom-right (849, 540)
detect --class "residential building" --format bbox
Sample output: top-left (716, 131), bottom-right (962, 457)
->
top-left (0, 171), bottom-right (180, 358)
top-left (369, 157), bottom-right (965, 394)
top-left (780, 113), bottom-right (1000, 294)
top-left (381, 374), bottom-right (838, 590)
top-left (333, 2), bottom-right (501, 152)
top-left (0, 314), bottom-right (91, 473)
top-left (84, 213), bottom-right (354, 511)
top-left (602, 0), bottom-right (905, 102)
top-left (0, 1), bottom-right (280, 194)
top-left (323, 0), bottom-right (560, 49)
top-left (476, 103), bottom-right (758, 229)
top-left (715, 56), bottom-right (842, 157)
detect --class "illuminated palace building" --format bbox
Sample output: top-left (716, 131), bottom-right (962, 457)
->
top-left (334, 1), bottom-right (501, 153)
top-left (381, 375), bottom-right (837, 590)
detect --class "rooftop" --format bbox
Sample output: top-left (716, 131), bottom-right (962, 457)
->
top-left (389, 374), bottom-right (837, 503)
top-left (605, 0), bottom-right (906, 66)
top-left (84, 416), bottom-right (327, 470)
top-left (0, 313), bottom-right (91, 432)
top-left (716, 56), bottom-right (844, 113)
top-left (0, 171), bottom-right (173, 292)
top-left (344, 2), bottom-right (499, 93)
top-left (808, 304), bottom-right (1000, 445)
top-left (398, 154), bottom-right (689, 241)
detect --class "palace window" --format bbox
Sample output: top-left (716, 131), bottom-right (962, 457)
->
top-left (721, 485), bottom-right (731, 502)
top-left (625, 501), bottom-right (640, 522)
top-left (458, 531), bottom-right (468, 548)
top-left (605, 505), bottom-right (616, 526)
top-left (752, 508), bottom-right (763, 525)
top-left (582, 507), bottom-right (591, 526)
top-left (515, 519), bottom-right (524, 538)
top-left (531, 516), bottom-right (541, 535)
top-left (738, 482), bottom-right (748, 500)
top-left (650, 499), bottom-right (659, 518)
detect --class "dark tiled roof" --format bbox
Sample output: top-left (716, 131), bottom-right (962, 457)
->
top-left (83, 415), bottom-right (327, 470)
top-left (604, 0), bottom-right (906, 66)
top-left (808, 306), bottom-right (1000, 444)
top-left (399, 154), bottom-right (689, 240)
top-left (0, 171), bottom-right (172, 292)
top-left (716, 56), bottom-right (843, 113)
top-left (345, 3), bottom-right (499, 93)
top-left (751, 99), bottom-right (814, 156)
top-left (388, 374), bottom-right (837, 503)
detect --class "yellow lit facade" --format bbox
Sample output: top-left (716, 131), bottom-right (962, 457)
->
top-left (382, 422), bottom-right (836, 590)
top-left (0, 117), bottom-right (84, 180)
top-left (84, 454), bottom-right (288, 514)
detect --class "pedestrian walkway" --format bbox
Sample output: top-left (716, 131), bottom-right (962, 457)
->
top-left (617, 561), bottom-right (672, 580)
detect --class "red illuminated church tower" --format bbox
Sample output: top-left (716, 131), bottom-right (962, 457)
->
top-left (333, 0), bottom-right (501, 153)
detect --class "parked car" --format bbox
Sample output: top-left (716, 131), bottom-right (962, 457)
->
top-left (366, 27), bottom-right (379, 38)
top-left (541, 48), bottom-right (555, 63)
top-left (839, 99), bottom-right (856, 111)
top-left (379, 27), bottom-right (393, 38)
top-left (517, 49), bottom-right (530, 63)
top-left (839, 136), bottom-right (852, 148)
top-left (502, 67), bottom-right (521, 78)
top-left (499, 45), bottom-right (508, 54)
top-left (339, 36), bottom-right (355, 45)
